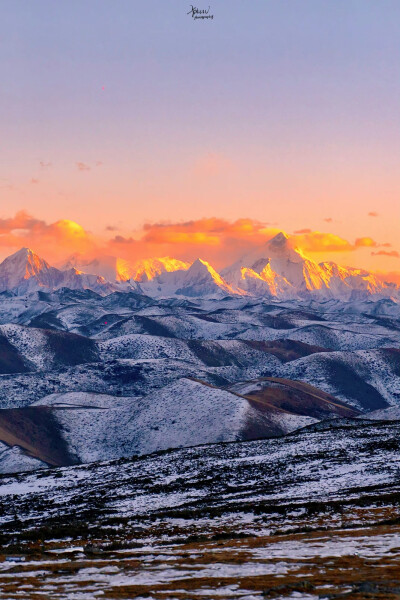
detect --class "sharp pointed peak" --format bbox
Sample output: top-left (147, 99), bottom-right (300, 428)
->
top-left (188, 258), bottom-right (215, 272)
top-left (268, 231), bottom-right (290, 245)
top-left (13, 247), bottom-right (37, 256)
top-left (3, 247), bottom-right (48, 264)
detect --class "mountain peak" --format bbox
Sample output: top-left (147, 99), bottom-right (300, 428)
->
top-left (169, 258), bottom-right (241, 297)
top-left (0, 247), bottom-right (55, 293)
top-left (60, 254), bottom-right (190, 283)
top-left (189, 258), bottom-right (208, 269)
top-left (3, 247), bottom-right (49, 269)
top-left (185, 258), bottom-right (216, 278)
top-left (133, 257), bottom-right (190, 282)
top-left (268, 232), bottom-right (290, 247)
top-left (11, 247), bottom-right (36, 258)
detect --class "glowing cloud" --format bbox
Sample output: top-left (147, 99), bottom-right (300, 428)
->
top-left (375, 271), bottom-right (400, 284)
top-left (51, 219), bottom-right (87, 241)
top-left (122, 218), bottom-right (281, 266)
top-left (292, 231), bottom-right (354, 253)
top-left (0, 211), bottom-right (96, 260)
top-left (355, 237), bottom-right (377, 248)
top-left (372, 250), bottom-right (399, 258)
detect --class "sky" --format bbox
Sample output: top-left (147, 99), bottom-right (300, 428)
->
top-left (0, 0), bottom-right (399, 277)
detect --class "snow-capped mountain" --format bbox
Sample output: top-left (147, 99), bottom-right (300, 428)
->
top-left (61, 254), bottom-right (135, 282)
top-left (0, 248), bottom-right (61, 294)
top-left (0, 248), bottom-right (116, 295)
top-left (222, 232), bottom-right (395, 300)
top-left (62, 253), bottom-right (236, 297)
top-left (319, 261), bottom-right (391, 298)
top-left (61, 254), bottom-right (190, 283)
top-left (140, 258), bottom-right (242, 298)
top-left (133, 257), bottom-right (191, 282)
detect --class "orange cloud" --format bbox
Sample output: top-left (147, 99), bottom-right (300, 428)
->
top-left (293, 231), bottom-right (354, 253)
top-left (292, 232), bottom-right (383, 253)
top-left (142, 218), bottom-right (269, 240)
top-left (143, 228), bottom-right (221, 246)
top-left (108, 218), bottom-right (280, 267)
top-left (0, 211), bottom-right (96, 261)
top-left (355, 237), bottom-right (377, 248)
top-left (372, 250), bottom-right (399, 258)
top-left (375, 271), bottom-right (400, 285)
top-left (141, 218), bottom-right (272, 248)
top-left (0, 211), bottom-right (45, 233)
top-left (107, 219), bottom-right (390, 268)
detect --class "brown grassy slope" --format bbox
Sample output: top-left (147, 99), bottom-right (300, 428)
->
top-left (0, 407), bottom-right (78, 466)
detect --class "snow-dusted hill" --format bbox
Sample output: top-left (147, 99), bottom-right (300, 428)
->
top-left (0, 266), bottom-right (398, 475)
top-left (275, 348), bottom-right (400, 412)
top-left (1, 419), bottom-right (400, 600)
top-left (0, 323), bottom-right (98, 372)
top-left (228, 377), bottom-right (360, 420)
top-left (0, 379), bottom-right (322, 471)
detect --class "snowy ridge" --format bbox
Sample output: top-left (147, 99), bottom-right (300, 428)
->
top-left (0, 379), bottom-right (318, 468)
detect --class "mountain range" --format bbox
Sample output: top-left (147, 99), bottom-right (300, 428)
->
top-left (0, 232), bottom-right (398, 301)
top-left (0, 252), bottom-right (398, 474)
top-left (0, 230), bottom-right (399, 475)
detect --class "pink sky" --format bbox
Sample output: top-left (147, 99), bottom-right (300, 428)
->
top-left (1, 2), bottom-right (399, 278)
